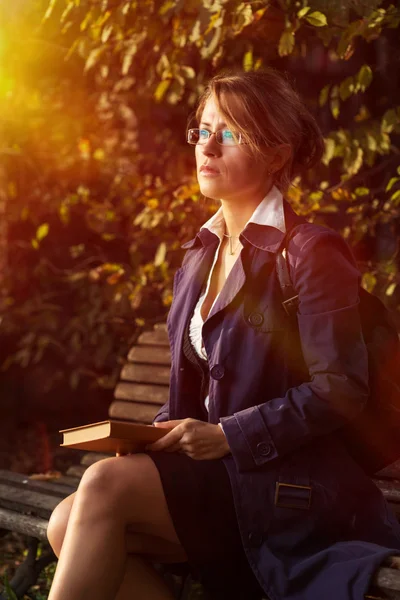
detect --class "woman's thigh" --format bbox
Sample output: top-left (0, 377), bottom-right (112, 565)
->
top-left (48, 453), bottom-right (187, 559)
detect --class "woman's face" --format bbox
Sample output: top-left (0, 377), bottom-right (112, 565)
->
top-left (195, 95), bottom-right (274, 203)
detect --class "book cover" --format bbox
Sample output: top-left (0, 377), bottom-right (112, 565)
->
top-left (59, 419), bottom-right (172, 454)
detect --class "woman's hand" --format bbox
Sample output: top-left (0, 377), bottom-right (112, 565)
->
top-left (145, 419), bottom-right (231, 460)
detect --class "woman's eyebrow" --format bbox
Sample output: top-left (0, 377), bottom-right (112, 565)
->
top-left (200, 121), bottom-right (227, 128)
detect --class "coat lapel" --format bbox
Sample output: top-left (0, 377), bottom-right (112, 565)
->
top-left (168, 235), bottom-right (219, 370)
top-left (206, 251), bottom-right (247, 322)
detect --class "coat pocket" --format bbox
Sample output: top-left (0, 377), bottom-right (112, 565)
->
top-left (242, 300), bottom-right (288, 333)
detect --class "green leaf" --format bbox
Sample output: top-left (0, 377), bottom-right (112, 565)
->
top-left (386, 177), bottom-right (399, 192)
top-left (319, 204), bottom-right (338, 213)
top-left (278, 31), bottom-right (295, 57)
top-left (154, 242), bottom-right (167, 267)
top-left (330, 98), bottom-right (340, 120)
top-left (356, 65), bottom-right (373, 92)
top-left (93, 148), bottom-right (105, 161)
top-left (3, 574), bottom-right (18, 600)
top-left (322, 138), bottom-right (335, 166)
top-left (84, 47), bottom-right (106, 73)
top-left (234, 3), bottom-right (253, 34)
top-left (122, 47), bottom-right (137, 76)
top-left (243, 48), bottom-right (253, 71)
top-left (154, 79), bottom-right (171, 102)
top-left (36, 223), bottom-right (49, 241)
top-left (362, 272), bottom-right (377, 293)
top-left (381, 108), bottom-right (400, 134)
top-left (354, 187), bottom-right (369, 196)
top-left (304, 11), bottom-right (327, 27)
top-left (42, 0), bottom-right (59, 23)
top-left (390, 189), bottom-right (400, 204)
top-left (297, 6), bottom-right (310, 19)
top-left (159, 0), bottom-right (177, 16)
top-left (339, 76), bottom-right (354, 102)
top-left (386, 283), bottom-right (397, 297)
top-left (366, 133), bottom-right (377, 152)
top-left (180, 66), bottom-right (195, 79)
top-left (346, 146), bottom-right (364, 177)
top-left (319, 84), bottom-right (330, 107)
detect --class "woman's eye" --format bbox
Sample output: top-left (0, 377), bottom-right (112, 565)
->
top-left (199, 129), bottom-right (209, 140)
top-left (221, 130), bottom-right (237, 144)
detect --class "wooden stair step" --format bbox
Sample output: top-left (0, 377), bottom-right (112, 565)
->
top-left (127, 345), bottom-right (171, 365)
top-left (114, 382), bottom-right (168, 405)
top-left (137, 330), bottom-right (169, 346)
top-left (120, 363), bottom-right (170, 385)
top-left (109, 400), bottom-right (160, 423)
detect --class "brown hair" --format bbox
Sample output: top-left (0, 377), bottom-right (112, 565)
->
top-left (194, 68), bottom-right (324, 193)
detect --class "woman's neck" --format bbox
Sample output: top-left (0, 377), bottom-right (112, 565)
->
top-left (220, 187), bottom-right (272, 237)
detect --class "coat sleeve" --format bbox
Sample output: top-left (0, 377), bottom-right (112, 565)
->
top-left (219, 229), bottom-right (369, 472)
top-left (152, 401), bottom-right (170, 424)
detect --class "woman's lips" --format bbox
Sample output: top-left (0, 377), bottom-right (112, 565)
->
top-left (200, 166), bottom-right (220, 176)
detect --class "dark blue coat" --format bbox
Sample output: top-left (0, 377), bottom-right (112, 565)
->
top-left (154, 202), bottom-right (400, 599)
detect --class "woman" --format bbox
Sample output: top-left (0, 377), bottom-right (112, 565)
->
top-left (47, 69), bottom-right (400, 600)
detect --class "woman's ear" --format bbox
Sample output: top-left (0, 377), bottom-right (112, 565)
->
top-left (269, 144), bottom-right (292, 173)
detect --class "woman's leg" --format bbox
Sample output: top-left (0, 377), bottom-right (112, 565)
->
top-left (46, 453), bottom-right (188, 600)
top-left (114, 555), bottom-right (175, 600)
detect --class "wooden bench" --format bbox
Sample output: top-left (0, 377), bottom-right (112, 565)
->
top-left (1, 322), bottom-right (400, 600)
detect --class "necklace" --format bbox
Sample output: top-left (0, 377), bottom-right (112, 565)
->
top-left (223, 232), bottom-right (242, 256)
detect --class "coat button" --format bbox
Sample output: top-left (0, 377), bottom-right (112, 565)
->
top-left (248, 531), bottom-right (263, 547)
top-left (248, 312), bottom-right (264, 327)
top-left (210, 364), bottom-right (225, 380)
top-left (257, 442), bottom-right (272, 457)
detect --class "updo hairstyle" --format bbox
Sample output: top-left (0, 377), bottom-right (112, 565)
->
top-left (194, 68), bottom-right (325, 193)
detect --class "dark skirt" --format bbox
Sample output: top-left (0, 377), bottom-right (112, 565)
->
top-left (147, 450), bottom-right (265, 600)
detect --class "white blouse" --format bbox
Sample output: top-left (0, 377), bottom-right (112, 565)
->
top-left (187, 185), bottom-right (286, 413)
top-left (189, 237), bottom-right (225, 412)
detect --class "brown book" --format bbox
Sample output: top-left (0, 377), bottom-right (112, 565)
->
top-left (60, 419), bottom-right (173, 454)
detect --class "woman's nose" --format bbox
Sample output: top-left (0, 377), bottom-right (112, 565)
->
top-left (202, 134), bottom-right (221, 156)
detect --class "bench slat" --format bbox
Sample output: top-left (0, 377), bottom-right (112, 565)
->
top-left (376, 461), bottom-right (400, 481)
top-left (109, 400), bottom-right (160, 423)
top-left (0, 507), bottom-right (49, 540)
top-left (127, 346), bottom-right (171, 365)
top-left (0, 484), bottom-right (64, 520)
top-left (0, 470), bottom-right (77, 497)
top-left (55, 475), bottom-right (82, 487)
top-left (120, 364), bottom-right (170, 385)
top-left (114, 382), bottom-right (168, 404)
top-left (374, 479), bottom-right (400, 503)
top-left (66, 465), bottom-right (87, 478)
top-left (372, 566), bottom-right (400, 595)
top-left (137, 330), bottom-right (169, 346)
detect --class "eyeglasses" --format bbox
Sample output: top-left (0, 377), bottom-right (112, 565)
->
top-left (187, 128), bottom-right (244, 146)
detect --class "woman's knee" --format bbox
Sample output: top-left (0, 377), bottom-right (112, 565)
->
top-left (78, 454), bottom-right (153, 508)
top-left (47, 492), bottom-right (76, 557)
top-left (78, 456), bottom-right (126, 504)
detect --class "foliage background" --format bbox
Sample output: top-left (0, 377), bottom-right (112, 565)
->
top-left (0, 0), bottom-right (399, 415)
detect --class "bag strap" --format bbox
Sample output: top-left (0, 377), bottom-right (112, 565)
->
top-left (276, 235), bottom-right (299, 317)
